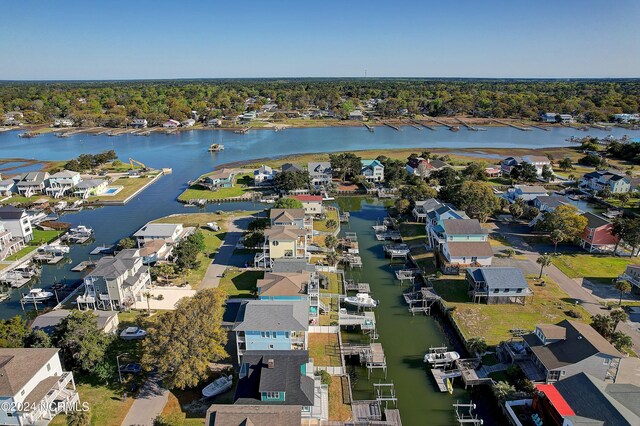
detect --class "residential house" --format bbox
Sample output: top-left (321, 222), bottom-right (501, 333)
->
top-left (530, 373), bottom-right (639, 426)
top-left (270, 208), bottom-right (308, 229)
top-left (506, 185), bottom-right (548, 201)
top-left (204, 170), bottom-right (235, 189)
top-left (162, 119), bottom-right (181, 128)
top-left (2, 112), bottom-right (23, 126)
top-left (181, 118), bottom-right (196, 127)
top-left (484, 166), bottom-right (501, 177)
top-left (0, 206), bottom-right (33, 242)
top-left (429, 219), bottom-right (493, 271)
top-left (129, 118), bottom-right (148, 128)
top-left (501, 156), bottom-right (552, 177)
top-left (270, 258), bottom-right (316, 274)
top-left (466, 267), bottom-right (533, 304)
top-left (540, 112), bottom-right (574, 123)
top-left (425, 206), bottom-right (470, 248)
top-left (257, 272), bottom-right (311, 300)
top-left (532, 195), bottom-right (571, 213)
top-left (405, 157), bottom-right (449, 177)
top-left (0, 176), bottom-right (16, 196)
top-left (138, 240), bottom-right (172, 264)
top-left (291, 195), bottom-right (324, 216)
top-left (72, 179), bottom-right (107, 198)
top-left (205, 405), bottom-right (301, 426)
top-left (0, 348), bottom-right (80, 426)
top-left (349, 110), bottom-right (364, 121)
top-left (46, 170), bottom-right (81, 198)
top-left (76, 249), bottom-right (150, 310)
top-left (133, 223), bottom-right (189, 247)
top-left (613, 113), bottom-right (640, 123)
top-left (361, 159), bottom-right (384, 182)
top-left (261, 103), bottom-right (278, 113)
top-left (256, 226), bottom-right (308, 268)
top-left (53, 118), bottom-right (74, 127)
top-left (579, 171), bottom-right (631, 194)
top-left (0, 223), bottom-right (23, 261)
top-left (16, 172), bottom-right (50, 196)
top-left (519, 320), bottom-right (623, 383)
top-left (412, 198), bottom-right (444, 222)
top-left (618, 264), bottom-right (640, 291)
top-left (233, 300), bottom-right (309, 362)
top-left (307, 162), bottom-right (332, 188)
top-left (30, 310), bottom-right (120, 335)
top-left (234, 350), bottom-right (327, 422)
top-left (580, 212), bottom-right (619, 253)
top-left (207, 118), bottom-right (222, 127)
top-left (254, 165), bottom-right (276, 185)
top-left (281, 163), bottom-right (304, 174)
top-left (241, 111), bottom-right (256, 123)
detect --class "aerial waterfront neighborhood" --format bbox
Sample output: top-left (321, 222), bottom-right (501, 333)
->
top-left (1, 2), bottom-right (640, 426)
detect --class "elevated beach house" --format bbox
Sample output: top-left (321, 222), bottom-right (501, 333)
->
top-left (204, 170), bottom-right (236, 190)
top-left (429, 218), bottom-right (493, 272)
top-left (72, 179), bottom-right (108, 198)
top-left (0, 206), bottom-right (33, 243)
top-left (291, 195), bottom-right (324, 216)
top-left (361, 159), bottom-right (384, 182)
top-left (133, 222), bottom-right (192, 247)
top-left (466, 267), bottom-right (533, 304)
top-left (205, 405), bottom-right (301, 426)
top-left (253, 165), bottom-right (276, 185)
top-left (580, 212), bottom-right (619, 253)
top-left (0, 222), bottom-right (24, 261)
top-left (0, 348), bottom-right (80, 425)
top-left (76, 249), bottom-right (150, 310)
top-left (16, 172), bottom-right (49, 197)
top-left (307, 162), bottom-right (332, 188)
top-left (405, 157), bottom-right (449, 177)
top-left (45, 170), bottom-right (81, 198)
top-left (579, 170), bottom-right (631, 194)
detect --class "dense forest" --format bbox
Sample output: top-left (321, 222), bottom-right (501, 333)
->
top-left (0, 79), bottom-right (638, 126)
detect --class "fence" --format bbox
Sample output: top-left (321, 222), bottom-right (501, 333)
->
top-left (314, 365), bottom-right (345, 375)
top-left (309, 325), bottom-right (340, 333)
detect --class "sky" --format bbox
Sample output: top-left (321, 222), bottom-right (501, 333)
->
top-left (0, 0), bottom-right (638, 80)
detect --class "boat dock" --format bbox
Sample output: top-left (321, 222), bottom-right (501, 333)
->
top-left (491, 118), bottom-right (532, 131)
top-left (453, 400), bottom-right (483, 425)
top-left (455, 118), bottom-right (479, 131)
top-left (403, 120), bottom-right (423, 131)
top-left (395, 268), bottom-right (419, 285)
top-left (342, 342), bottom-right (388, 378)
top-left (345, 280), bottom-right (370, 293)
top-left (339, 310), bottom-right (376, 331)
top-left (425, 116), bottom-right (458, 131)
top-left (403, 287), bottom-right (440, 315)
top-left (0, 271), bottom-right (31, 288)
top-left (364, 123), bottom-right (375, 132)
top-left (411, 119), bottom-right (435, 130)
top-left (383, 244), bottom-right (410, 260)
top-left (71, 261), bottom-right (94, 272)
top-left (339, 211), bottom-right (350, 223)
top-left (383, 122), bottom-right (401, 131)
top-left (430, 359), bottom-right (492, 393)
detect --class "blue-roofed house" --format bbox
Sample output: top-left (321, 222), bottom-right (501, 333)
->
top-left (233, 300), bottom-right (309, 363)
top-left (360, 159), bottom-right (384, 182)
top-left (466, 267), bottom-right (533, 305)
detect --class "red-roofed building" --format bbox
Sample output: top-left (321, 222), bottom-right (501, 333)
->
top-left (292, 195), bottom-right (324, 216)
top-left (580, 212), bottom-right (619, 253)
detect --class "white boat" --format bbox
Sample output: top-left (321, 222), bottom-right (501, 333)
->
top-left (344, 293), bottom-right (378, 308)
top-left (423, 351), bottom-right (460, 365)
top-left (39, 244), bottom-right (70, 255)
top-left (69, 225), bottom-right (93, 235)
top-left (206, 222), bottom-right (220, 231)
top-left (208, 143), bottom-right (224, 152)
top-left (202, 375), bottom-right (233, 398)
top-left (120, 327), bottom-right (147, 340)
top-left (21, 288), bottom-right (54, 302)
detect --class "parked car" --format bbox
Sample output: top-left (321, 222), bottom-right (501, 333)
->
top-left (119, 363), bottom-right (142, 374)
top-left (120, 326), bottom-right (147, 340)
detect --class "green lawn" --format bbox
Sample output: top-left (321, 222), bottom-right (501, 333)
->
top-left (308, 333), bottom-right (341, 367)
top-left (409, 245), bottom-right (437, 275)
top-left (218, 269), bottom-right (261, 297)
top-left (399, 222), bottom-right (425, 245)
top-left (551, 254), bottom-right (640, 285)
top-left (329, 376), bottom-right (352, 422)
top-left (433, 276), bottom-right (590, 345)
top-left (178, 173), bottom-right (254, 201)
top-left (5, 246), bottom-right (36, 261)
top-left (88, 174), bottom-right (160, 203)
top-left (321, 271), bottom-right (343, 294)
top-left (314, 208), bottom-right (339, 233)
top-left (32, 228), bottom-right (62, 244)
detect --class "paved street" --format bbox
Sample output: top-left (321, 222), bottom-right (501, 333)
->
top-left (200, 216), bottom-right (252, 289)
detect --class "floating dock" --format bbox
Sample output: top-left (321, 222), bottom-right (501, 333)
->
top-left (71, 261), bottom-right (94, 272)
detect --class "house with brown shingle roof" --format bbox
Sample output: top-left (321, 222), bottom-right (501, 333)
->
top-left (0, 348), bottom-right (79, 425)
top-left (257, 272), bottom-right (310, 299)
top-left (205, 404), bottom-right (302, 426)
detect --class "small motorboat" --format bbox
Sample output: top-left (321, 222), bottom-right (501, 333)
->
top-left (21, 288), bottom-right (54, 302)
top-left (69, 225), bottom-right (93, 235)
top-left (120, 327), bottom-right (147, 340)
top-left (423, 351), bottom-right (460, 365)
top-left (206, 222), bottom-right (220, 231)
top-left (39, 244), bottom-right (70, 255)
top-left (344, 293), bottom-right (378, 309)
top-left (208, 143), bottom-right (224, 152)
top-left (202, 375), bottom-right (233, 398)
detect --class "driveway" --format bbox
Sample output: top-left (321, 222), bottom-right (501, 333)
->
top-left (121, 373), bottom-right (168, 426)
top-left (200, 216), bottom-right (252, 290)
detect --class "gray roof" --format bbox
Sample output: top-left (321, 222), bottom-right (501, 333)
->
top-left (233, 300), bottom-right (309, 331)
top-left (17, 172), bottom-right (48, 186)
top-left (281, 163), bottom-right (303, 173)
top-left (582, 212), bottom-right (611, 230)
top-left (442, 219), bottom-right (484, 235)
top-left (49, 170), bottom-right (80, 179)
top-left (524, 320), bottom-right (622, 371)
top-left (30, 309), bottom-right (118, 334)
top-left (535, 195), bottom-right (570, 210)
top-left (205, 404), bottom-right (301, 426)
top-left (271, 258), bottom-right (316, 273)
top-left (234, 350), bottom-right (314, 407)
top-left (554, 373), bottom-right (640, 426)
top-left (308, 162), bottom-right (332, 174)
top-left (270, 209), bottom-right (305, 222)
top-left (75, 179), bottom-right (106, 189)
top-left (89, 249), bottom-right (140, 280)
top-left (466, 267), bottom-right (529, 290)
top-left (0, 205), bottom-right (26, 220)
top-left (415, 198), bottom-right (443, 211)
top-left (0, 348), bottom-right (60, 396)
top-left (515, 185), bottom-right (548, 194)
top-left (133, 223), bottom-right (181, 238)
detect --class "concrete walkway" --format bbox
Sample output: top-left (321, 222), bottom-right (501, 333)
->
top-left (121, 373), bottom-right (169, 426)
top-left (200, 216), bottom-right (252, 290)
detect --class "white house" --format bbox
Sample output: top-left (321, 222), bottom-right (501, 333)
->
top-left (46, 170), bottom-right (81, 198)
top-left (0, 176), bottom-right (16, 196)
top-left (349, 110), bottom-right (364, 121)
top-left (292, 195), bottom-right (324, 216)
top-left (0, 348), bottom-right (80, 425)
top-left (361, 159), bottom-right (384, 182)
top-left (72, 179), bottom-right (108, 199)
top-left (130, 118), bottom-right (148, 128)
top-left (579, 171), bottom-right (631, 194)
top-left (16, 172), bottom-right (49, 196)
top-left (133, 222), bottom-right (191, 247)
top-left (0, 206), bottom-right (33, 242)
top-left (308, 162), bottom-right (332, 188)
top-left (53, 118), bottom-right (74, 127)
top-left (181, 118), bottom-right (196, 127)
top-left (162, 119), bottom-right (181, 128)
top-left (253, 165), bottom-right (276, 185)
top-left (501, 156), bottom-right (551, 177)
top-left (0, 223), bottom-right (24, 261)
top-left (207, 118), bottom-right (222, 127)
top-left (30, 310), bottom-right (120, 335)
top-left (506, 185), bottom-right (548, 202)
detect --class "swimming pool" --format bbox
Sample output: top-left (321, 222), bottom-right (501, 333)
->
top-left (102, 186), bottom-right (123, 196)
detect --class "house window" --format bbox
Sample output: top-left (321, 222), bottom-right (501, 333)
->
top-left (471, 257), bottom-right (477, 263)
top-left (493, 289), bottom-right (500, 293)
top-left (503, 289), bottom-right (510, 293)
top-left (272, 332), bottom-right (277, 339)
top-left (285, 250), bottom-right (293, 257)
top-left (285, 332), bottom-right (290, 338)
top-left (21, 390), bottom-right (25, 396)
top-left (272, 241), bottom-right (279, 246)
top-left (516, 288), bottom-right (522, 293)
top-left (261, 332), bottom-right (267, 338)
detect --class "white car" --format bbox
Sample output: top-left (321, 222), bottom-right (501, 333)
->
top-left (120, 327), bottom-right (147, 340)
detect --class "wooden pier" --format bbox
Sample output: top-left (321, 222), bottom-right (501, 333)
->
top-left (383, 122), bottom-right (401, 131)
top-left (339, 311), bottom-right (376, 331)
top-left (71, 261), bottom-right (94, 272)
top-left (342, 342), bottom-right (388, 378)
top-left (425, 116), bottom-right (457, 131)
top-left (490, 118), bottom-right (532, 131)
top-left (403, 287), bottom-right (439, 315)
top-left (455, 117), bottom-right (479, 131)
top-left (345, 280), bottom-right (371, 293)
top-left (453, 400), bottom-right (483, 425)
top-left (410, 119), bottom-right (435, 130)
top-left (383, 244), bottom-right (410, 261)
top-left (364, 123), bottom-right (375, 132)
top-left (404, 120), bottom-right (423, 131)
top-left (395, 269), bottom-right (419, 285)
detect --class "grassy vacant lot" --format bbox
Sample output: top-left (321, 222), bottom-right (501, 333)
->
top-left (308, 333), bottom-right (341, 367)
top-left (178, 173), bottom-right (254, 201)
top-left (158, 393), bottom-right (205, 426)
top-left (409, 245), bottom-right (437, 275)
top-left (551, 254), bottom-right (640, 285)
top-left (433, 276), bottom-right (590, 346)
top-left (218, 269), bottom-right (261, 297)
top-left (399, 222), bottom-right (425, 245)
top-left (329, 376), bottom-right (352, 422)
top-left (321, 271), bottom-right (343, 294)
top-left (314, 207), bottom-right (339, 233)
top-left (88, 174), bottom-right (160, 203)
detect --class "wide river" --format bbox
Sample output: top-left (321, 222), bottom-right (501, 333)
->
top-left (0, 125), bottom-right (637, 425)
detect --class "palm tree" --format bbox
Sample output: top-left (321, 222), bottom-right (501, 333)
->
top-left (325, 252), bottom-right (339, 266)
top-left (591, 314), bottom-right (614, 339)
top-left (610, 331), bottom-right (633, 352)
top-left (66, 409), bottom-right (90, 426)
top-left (536, 254), bottom-right (552, 279)
top-left (492, 381), bottom-right (515, 401)
top-left (614, 279), bottom-right (632, 306)
top-left (609, 308), bottom-right (629, 329)
top-left (325, 219), bottom-right (338, 231)
top-left (467, 337), bottom-right (487, 357)
top-left (144, 291), bottom-right (152, 315)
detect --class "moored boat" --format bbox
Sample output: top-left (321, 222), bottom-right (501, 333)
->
top-left (120, 327), bottom-right (147, 340)
top-left (21, 288), bottom-right (54, 302)
top-left (423, 351), bottom-right (460, 365)
top-left (344, 293), bottom-right (378, 308)
top-left (202, 375), bottom-right (233, 398)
